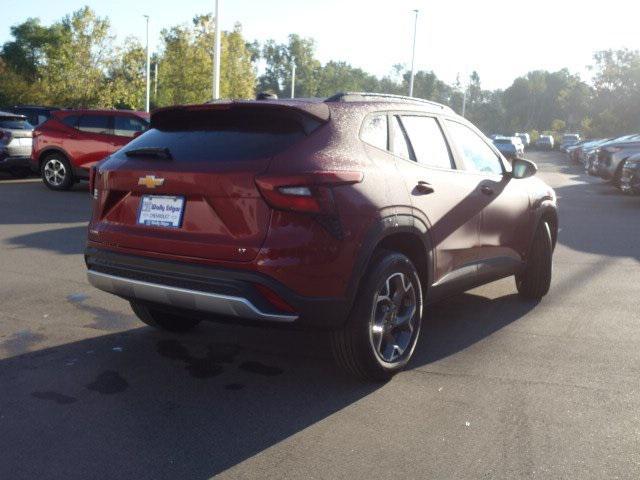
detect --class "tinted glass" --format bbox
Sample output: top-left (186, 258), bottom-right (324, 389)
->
top-left (61, 115), bottom-right (79, 128)
top-left (121, 112), bottom-right (306, 162)
top-left (78, 115), bottom-right (111, 134)
top-left (114, 115), bottom-right (149, 137)
top-left (446, 120), bottom-right (503, 175)
top-left (0, 117), bottom-right (31, 130)
top-left (361, 114), bottom-right (388, 150)
top-left (494, 139), bottom-right (512, 144)
top-left (400, 116), bottom-right (453, 169)
top-left (391, 116), bottom-right (412, 159)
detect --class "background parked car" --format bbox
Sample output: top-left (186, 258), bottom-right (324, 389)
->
top-left (7, 105), bottom-right (60, 127)
top-left (619, 153), bottom-right (640, 195)
top-left (0, 111), bottom-right (33, 178)
top-left (493, 136), bottom-right (524, 159)
top-left (535, 135), bottom-right (554, 150)
top-left (31, 109), bottom-right (149, 190)
top-left (560, 133), bottom-right (581, 152)
top-left (514, 132), bottom-right (530, 148)
top-left (595, 134), bottom-right (640, 185)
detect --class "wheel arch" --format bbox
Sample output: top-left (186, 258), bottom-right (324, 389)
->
top-left (38, 147), bottom-right (71, 169)
top-left (346, 214), bottom-right (434, 311)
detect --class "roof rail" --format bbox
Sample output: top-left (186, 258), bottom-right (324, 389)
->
top-left (325, 92), bottom-right (452, 112)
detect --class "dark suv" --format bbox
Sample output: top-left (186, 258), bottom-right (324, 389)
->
top-left (85, 93), bottom-right (558, 380)
top-left (31, 109), bottom-right (149, 190)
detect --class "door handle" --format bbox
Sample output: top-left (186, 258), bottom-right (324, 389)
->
top-left (480, 185), bottom-right (494, 195)
top-left (415, 181), bottom-right (434, 194)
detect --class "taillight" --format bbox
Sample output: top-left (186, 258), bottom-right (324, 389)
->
top-left (89, 167), bottom-right (98, 198)
top-left (0, 130), bottom-right (11, 142)
top-left (255, 171), bottom-right (363, 215)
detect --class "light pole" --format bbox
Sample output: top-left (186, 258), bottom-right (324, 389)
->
top-left (212, 0), bottom-right (221, 100)
top-left (290, 57), bottom-right (296, 99)
top-left (408, 9), bottom-right (419, 97)
top-left (144, 15), bottom-right (150, 112)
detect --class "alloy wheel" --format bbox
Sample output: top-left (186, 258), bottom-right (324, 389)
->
top-left (43, 159), bottom-right (67, 187)
top-left (369, 272), bottom-right (419, 363)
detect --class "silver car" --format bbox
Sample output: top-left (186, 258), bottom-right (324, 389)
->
top-left (595, 134), bottom-right (640, 185)
top-left (0, 111), bottom-right (33, 178)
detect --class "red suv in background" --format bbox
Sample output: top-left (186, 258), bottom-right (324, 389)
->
top-left (85, 93), bottom-right (558, 380)
top-left (31, 109), bottom-right (149, 190)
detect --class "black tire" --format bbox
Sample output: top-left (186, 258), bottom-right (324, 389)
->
top-left (612, 161), bottom-right (626, 188)
top-left (331, 250), bottom-right (423, 381)
top-left (130, 301), bottom-right (201, 333)
top-left (9, 167), bottom-right (31, 178)
top-left (516, 221), bottom-right (553, 300)
top-left (41, 153), bottom-right (73, 191)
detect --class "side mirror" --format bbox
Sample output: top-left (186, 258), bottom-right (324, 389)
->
top-left (511, 158), bottom-right (537, 179)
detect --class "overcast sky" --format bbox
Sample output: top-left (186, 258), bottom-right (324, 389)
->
top-left (2, 0), bottom-right (640, 90)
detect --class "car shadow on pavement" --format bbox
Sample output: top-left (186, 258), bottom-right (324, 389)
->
top-left (5, 225), bottom-right (88, 255)
top-left (0, 178), bottom-right (90, 225)
top-left (413, 292), bottom-right (537, 366)
top-left (0, 289), bottom-right (534, 480)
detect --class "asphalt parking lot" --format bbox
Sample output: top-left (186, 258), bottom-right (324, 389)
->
top-left (1, 151), bottom-right (639, 479)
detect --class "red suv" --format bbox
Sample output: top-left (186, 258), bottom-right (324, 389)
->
top-left (31, 109), bottom-right (149, 190)
top-left (85, 93), bottom-right (558, 380)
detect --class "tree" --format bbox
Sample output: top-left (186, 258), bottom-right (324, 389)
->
top-left (258, 34), bottom-right (320, 97)
top-left (156, 16), bottom-right (255, 106)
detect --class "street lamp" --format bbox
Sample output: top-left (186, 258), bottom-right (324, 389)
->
top-left (144, 15), bottom-right (150, 112)
top-left (290, 57), bottom-right (296, 99)
top-left (212, 0), bottom-right (221, 100)
top-left (408, 9), bottom-right (419, 97)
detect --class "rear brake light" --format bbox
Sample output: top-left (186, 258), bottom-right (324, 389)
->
top-left (89, 167), bottom-right (98, 198)
top-left (0, 131), bottom-right (11, 142)
top-left (255, 171), bottom-right (363, 215)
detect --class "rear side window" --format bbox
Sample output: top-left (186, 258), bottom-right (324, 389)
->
top-left (446, 120), bottom-right (503, 175)
top-left (400, 116), bottom-right (454, 169)
top-left (78, 115), bottom-right (111, 135)
top-left (123, 110), bottom-right (307, 162)
top-left (61, 115), bottom-right (79, 128)
top-left (114, 115), bottom-right (148, 137)
top-left (361, 114), bottom-right (388, 150)
top-left (0, 117), bottom-right (31, 130)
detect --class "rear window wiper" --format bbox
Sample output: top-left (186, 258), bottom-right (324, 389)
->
top-left (125, 147), bottom-right (173, 160)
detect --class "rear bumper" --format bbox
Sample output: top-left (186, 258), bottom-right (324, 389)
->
top-left (85, 247), bottom-right (351, 329)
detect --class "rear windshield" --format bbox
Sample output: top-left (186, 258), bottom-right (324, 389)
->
top-left (494, 139), bottom-right (512, 144)
top-left (124, 109), bottom-right (308, 162)
top-left (0, 117), bottom-right (31, 130)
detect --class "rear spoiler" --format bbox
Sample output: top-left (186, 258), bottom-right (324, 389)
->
top-left (151, 101), bottom-right (330, 135)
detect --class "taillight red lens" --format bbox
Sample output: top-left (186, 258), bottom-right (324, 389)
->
top-left (255, 171), bottom-right (363, 215)
top-left (89, 167), bottom-right (97, 198)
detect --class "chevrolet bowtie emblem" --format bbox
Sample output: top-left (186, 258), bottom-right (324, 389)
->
top-left (138, 175), bottom-right (165, 188)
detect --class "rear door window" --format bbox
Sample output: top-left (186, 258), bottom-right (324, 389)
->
top-left (445, 120), bottom-right (504, 175)
top-left (390, 116), bottom-right (413, 160)
top-left (360, 114), bottom-right (388, 151)
top-left (114, 115), bottom-right (149, 137)
top-left (78, 115), bottom-right (111, 135)
top-left (400, 116), bottom-right (454, 169)
top-left (61, 115), bottom-right (79, 128)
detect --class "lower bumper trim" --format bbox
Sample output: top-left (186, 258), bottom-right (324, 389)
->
top-left (87, 270), bottom-right (298, 323)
